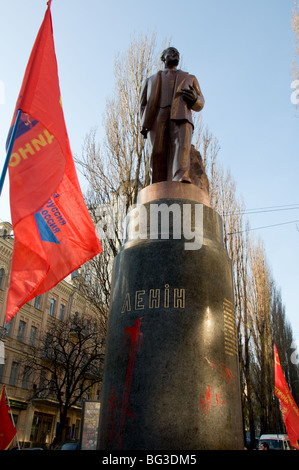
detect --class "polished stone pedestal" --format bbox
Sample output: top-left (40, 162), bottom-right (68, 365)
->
top-left (98, 182), bottom-right (243, 450)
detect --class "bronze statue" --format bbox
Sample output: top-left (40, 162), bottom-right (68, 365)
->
top-left (140, 47), bottom-right (205, 184)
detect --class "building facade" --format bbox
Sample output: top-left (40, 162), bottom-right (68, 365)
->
top-left (0, 221), bottom-right (102, 449)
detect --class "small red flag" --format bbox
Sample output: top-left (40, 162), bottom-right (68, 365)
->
top-left (0, 386), bottom-right (17, 450)
top-left (274, 344), bottom-right (299, 449)
top-left (5, 1), bottom-right (102, 321)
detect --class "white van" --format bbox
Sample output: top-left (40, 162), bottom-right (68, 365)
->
top-left (258, 434), bottom-right (291, 450)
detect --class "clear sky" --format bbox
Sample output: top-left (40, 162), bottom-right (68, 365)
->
top-left (0, 0), bottom-right (298, 337)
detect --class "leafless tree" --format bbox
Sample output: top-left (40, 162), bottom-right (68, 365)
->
top-left (75, 32), bottom-right (170, 314)
top-left (292, 2), bottom-right (299, 75)
top-left (24, 312), bottom-right (105, 443)
top-left (198, 126), bottom-right (299, 440)
top-left (292, 2), bottom-right (299, 111)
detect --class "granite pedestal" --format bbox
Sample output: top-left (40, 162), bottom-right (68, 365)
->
top-left (98, 182), bottom-right (243, 450)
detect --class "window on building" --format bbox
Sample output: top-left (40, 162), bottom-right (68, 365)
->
top-left (9, 361), bottom-right (19, 386)
top-left (29, 326), bottom-right (37, 346)
top-left (49, 298), bottom-right (56, 317)
top-left (4, 319), bottom-right (13, 337)
top-left (34, 295), bottom-right (42, 309)
top-left (30, 411), bottom-right (53, 443)
top-left (43, 333), bottom-right (53, 358)
top-left (74, 419), bottom-right (81, 440)
top-left (39, 372), bottom-right (47, 396)
top-left (59, 304), bottom-right (65, 321)
top-left (17, 320), bottom-right (26, 342)
top-left (49, 374), bottom-right (56, 397)
top-left (0, 268), bottom-right (4, 289)
top-left (22, 366), bottom-right (31, 389)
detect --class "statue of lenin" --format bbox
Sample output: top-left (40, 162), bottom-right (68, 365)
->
top-left (139, 47), bottom-right (205, 183)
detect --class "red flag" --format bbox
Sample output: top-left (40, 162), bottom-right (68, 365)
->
top-left (5, 1), bottom-right (102, 321)
top-left (0, 386), bottom-right (17, 450)
top-left (274, 344), bottom-right (299, 449)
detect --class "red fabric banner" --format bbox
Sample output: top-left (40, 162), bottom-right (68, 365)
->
top-left (6, 1), bottom-right (102, 321)
top-left (274, 344), bottom-right (299, 449)
top-left (0, 386), bottom-right (17, 450)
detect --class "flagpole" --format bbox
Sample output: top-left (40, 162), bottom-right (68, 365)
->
top-left (0, 109), bottom-right (22, 196)
top-left (275, 396), bottom-right (279, 437)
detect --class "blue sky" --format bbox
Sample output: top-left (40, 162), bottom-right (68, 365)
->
top-left (0, 0), bottom-right (298, 337)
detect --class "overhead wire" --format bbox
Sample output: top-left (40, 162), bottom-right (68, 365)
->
top-left (227, 219), bottom-right (299, 235)
top-left (223, 203), bottom-right (299, 216)
top-left (224, 203), bottom-right (299, 235)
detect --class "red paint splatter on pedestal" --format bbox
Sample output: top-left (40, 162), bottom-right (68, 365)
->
top-left (117, 317), bottom-right (143, 449)
top-left (205, 357), bottom-right (234, 386)
top-left (199, 385), bottom-right (211, 416)
top-left (216, 392), bottom-right (226, 407)
top-left (106, 387), bottom-right (119, 446)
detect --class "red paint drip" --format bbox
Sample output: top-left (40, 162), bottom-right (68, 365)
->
top-left (117, 317), bottom-right (143, 449)
top-left (106, 387), bottom-right (119, 446)
top-left (205, 357), bottom-right (234, 385)
top-left (216, 392), bottom-right (226, 407)
top-left (199, 385), bottom-right (211, 416)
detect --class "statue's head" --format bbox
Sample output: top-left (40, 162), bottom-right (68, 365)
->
top-left (161, 47), bottom-right (180, 67)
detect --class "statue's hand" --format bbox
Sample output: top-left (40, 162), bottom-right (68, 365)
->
top-left (181, 85), bottom-right (198, 107)
top-left (141, 127), bottom-right (148, 139)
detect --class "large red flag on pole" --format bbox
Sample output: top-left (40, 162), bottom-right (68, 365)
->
top-left (0, 386), bottom-right (17, 450)
top-left (5, 1), bottom-right (102, 322)
top-left (274, 344), bottom-right (299, 449)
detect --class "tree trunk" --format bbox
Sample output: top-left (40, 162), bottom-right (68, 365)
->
top-left (56, 406), bottom-right (69, 443)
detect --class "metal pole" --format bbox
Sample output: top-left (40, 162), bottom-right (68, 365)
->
top-left (0, 109), bottom-right (22, 196)
top-left (275, 396), bottom-right (279, 437)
